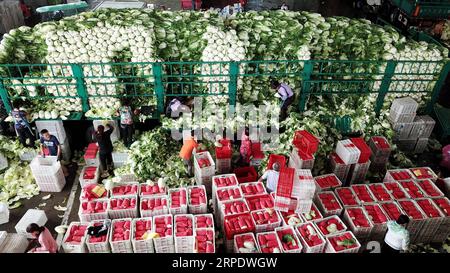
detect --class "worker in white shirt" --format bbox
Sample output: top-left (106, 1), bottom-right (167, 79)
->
top-left (258, 162), bottom-right (280, 193)
top-left (382, 214), bottom-right (410, 253)
top-left (271, 80), bottom-right (295, 121)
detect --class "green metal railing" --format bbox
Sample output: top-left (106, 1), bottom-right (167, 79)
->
top-left (0, 59), bottom-right (448, 121)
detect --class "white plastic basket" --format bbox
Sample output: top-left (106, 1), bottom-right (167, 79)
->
top-left (78, 198), bottom-right (109, 223)
top-left (15, 209), bottom-right (48, 239)
top-left (19, 150), bottom-right (38, 162)
top-left (314, 191), bottom-right (343, 217)
top-left (35, 120), bottom-right (67, 143)
top-left (390, 97), bottom-right (418, 115)
top-left (139, 183), bottom-right (167, 198)
top-left (108, 196), bottom-right (138, 219)
top-left (153, 214), bottom-right (175, 253)
top-left (296, 222), bottom-right (326, 253)
top-left (112, 152), bottom-right (129, 168)
top-left (336, 139), bottom-right (361, 165)
top-left (174, 214), bottom-right (195, 253)
top-left (288, 148), bottom-right (315, 170)
top-left (79, 183), bottom-right (108, 202)
top-left (30, 156), bottom-right (66, 192)
top-left (62, 222), bottom-right (89, 253)
top-left (109, 218), bottom-right (133, 253)
top-left (132, 218), bottom-right (154, 253)
top-left (324, 231), bottom-right (361, 253)
top-left (187, 185), bottom-right (208, 214)
top-left (292, 169), bottom-right (316, 200)
top-left (194, 151), bottom-right (216, 178)
top-left (169, 188), bottom-right (188, 215)
top-left (86, 219), bottom-right (111, 253)
top-left (79, 166), bottom-right (100, 187)
top-left (140, 195), bottom-right (169, 218)
top-left (329, 153), bottom-right (351, 183)
top-left (362, 203), bottom-right (389, 241)
top-left (251, 209), bottom-right (282, 232)
top-left (275, 226), bottom-right (303, 253)
top-left (233, 232), bottom-right (260, 253)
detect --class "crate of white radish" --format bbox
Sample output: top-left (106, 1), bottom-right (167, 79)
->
top-left (397, 199), bottom-right (427, 243)
top-left (79, 166), bottom-right (99, 187)
top-left (212, 173), bottom-right (239, 205)
top-left (314, 173), bottom-right (342, 193)
top-left (325, 231), bottom-right (361, 253)
top-left (234, 232), bottom-right (260, 253)
top-left (153, 214), bottom-right (175, 253)
top-left (350, 184), bottom-right (376, 204)
top-left (314, 215), bottom-right (348, 238)
top-left (256, 231), bottom-right (283, 253)
top-left (336, 139), bottom-right (361, 165)
top-left (108, 196), bottom-right (138, 219)
top-left (335, 187), bottom-right (360, 207)
top-left (86, 219), bottom-right (111, 253)
top-left (80, 183), bottom-right (108, 202)
top-left (174, 214), bottom-right (195, 253)
top-left (431, 197), bottom-right (450, 243)
top-left (187, 185), bottom-right (207, 214)
top-left (296, 222), bottom-right (326, 253)
top-left (314, 191), bottom-right (343, 217)
top-left (194, 214), bottom-right (215, 231)
top-left (109, 182), bottom-right (139, 198)
top-left (78, 199), bottom-right (109, 223)
top-left (245, 193), bottom-right (275, 211)
top-left (62, 222), bottom-right (89, 253)
top-left (132, 218), bottom-right (154, 253)
top-left (139, 182), bottom-right (167, 198)
top-left (415, 198), bottom-right (445, 242)
top-left (223, 213), bottom-right (256, 252)
top-left (409, 167), bottom-right (438, 182)
top-left (343, 207), bottom-right (373, 241)
top-left (214, 186), bottom-right (243, 225)
top-left (291, 169), bottom-right (316, 200)
top-left (195, 228), bottom-right (215, 253)
top-left (362, 203), bottom-right (389, 241)
top-left (300, 203), bottom-right (324, 222)
top-left (275, 226), bottom-right (303, 253)
top-left (240, 182), bottom-right (266, 197)
top-left (169, 188), bottom-right (188, 215)
top-left (383, 169), bottom-right (415, 182)
top-left (140, 195), bottom-right (169, 218)
top-left (30, 156), bottom-right (66, 192)
top-left (251, 208), bottom-right (282, 232)
top-left (109, 218), bottom-right (133, 253)
top-left (194, 151), bottom-right (215, 183)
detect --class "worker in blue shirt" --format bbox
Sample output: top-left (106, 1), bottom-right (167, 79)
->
top-left (39, 129), bottom-right (61, 159)
top-left (11, 104), bottom-right (35, 147)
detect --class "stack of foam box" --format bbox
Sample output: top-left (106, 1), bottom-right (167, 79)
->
top-left (193, 151), bottom-right (216, 195)
top-left (215, 138), bottom-right (232, 174)
top-left (30, 156), bottom-right (66, 192)
top-left (289, 130), bottom-right (319, 170)
top-left (368, 136), bottom-right (391, 172)
top-left (35, 120), bottom-right (71, 161)
top-left (223, 213), bottom-right (256, 252)
top-left (334, 138), bottom-right (371, 185)
top-left (389, 97), bottom-right (435, 154)
top-left (245, 193), bottom-right (281, 232)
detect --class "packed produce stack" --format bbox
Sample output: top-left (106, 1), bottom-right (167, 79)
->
top-left (84, 143), bottom-right (100, 167)
top-left (29, 156), bottom-right (66, 192)
top-left (193, 151), bottom-right (216, 195)
top-left (288, 130), bottom-right (319, 170)
top-left (214, 138), bottom-right (232, 174)
top-left (332, 137), bottom-right (372, 185)
top-left (389, 97), bottom-right (436, 153)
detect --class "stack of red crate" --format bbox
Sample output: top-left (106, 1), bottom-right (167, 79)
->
top-left (84, 143), bottom-right (99, 167)
top-left (347, 138), bottom-right (372, 184)
top-left (289, 130), bottom-right (319, 170)
top-left (215, 139), bottom-right (232, 174)
top-left (250, 143), bottom-right (265, 166)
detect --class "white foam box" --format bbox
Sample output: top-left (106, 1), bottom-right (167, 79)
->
top-left (390, 97), bottom-right (418, 114)
top-left (92, 120), bottom-right (120, 143)
top-left (0, 202), bottom-right (9, 225)
top-left (336, 139), bottom-right (361, 165)
top-left (416, 115), bottom-right (435, 138)
top-left (15, 209), bottom-right (48, 238)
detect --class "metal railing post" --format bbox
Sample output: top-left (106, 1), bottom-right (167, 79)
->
top-left (375, 61), bottom-right (397, 116)
top-left (229, 62), bottom-right (239, 107)
top-left (299, 61), bottom-right (313, 112)
top-left (0, 80), bottom-right (12, 113)
top-left (152, 62), bottom-right (165, 115)
top-left (70, 64), bottom-right (89, 113)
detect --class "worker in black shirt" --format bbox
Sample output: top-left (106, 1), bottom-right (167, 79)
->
top-left (94, 124), bottom-right (114, 178)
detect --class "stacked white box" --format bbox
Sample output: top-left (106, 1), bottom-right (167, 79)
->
top-left (15, 209), bottom-right (48, 238)
top-left (35, 120), bottom-right (67, 143)
top-left (86, 219), bottom-right (112, 253)
top-left (62, 222), bottom-right (89, 253)
top-left (0, 202), bottom-right (9, 225)
top-left (292, 169), bottom-right (316, 200)
top-left (416, 115), bottom-right (435, 138)
top-left (348, 161), bottom-right (371, 184)
top-left (109, 218), bottom-right (133, 253)
top-left (174, 214), bottom-right (195, 253)
top-left (193, 152), bottom-right (216, 195)
top-left (330, 153), bottom-right (351, 183)
top-left (414, 138), bottom-right (428, 154)
top-left (336, 139), bottom-right (361, 165)
top-left (30, 156), bottom-right (66, 192)
top-left (389, 97), bottom-right (418, 123)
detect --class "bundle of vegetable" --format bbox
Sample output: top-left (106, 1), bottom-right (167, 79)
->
top-left (326, 232), bottom-right (360, 253)
top-left (0, 162), bottom-right (39, 208)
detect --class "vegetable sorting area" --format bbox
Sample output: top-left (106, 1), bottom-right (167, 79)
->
top-left (0, 6), bottom-right (450, 254)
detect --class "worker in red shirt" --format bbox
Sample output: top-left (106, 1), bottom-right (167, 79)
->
top-left (179, 130), bottom-right (198, 176)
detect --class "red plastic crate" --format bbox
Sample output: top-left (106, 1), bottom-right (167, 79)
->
top-left (267, 154), bottom-right (286, 170)
top-left (215, 139), bottom-right (232, 159)
top-left (350, 138), bottom-right (372, 163)
top-left (234, 166), bottom-right (258, 184)
top-left (292, 130), bottom-right (319, 155)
